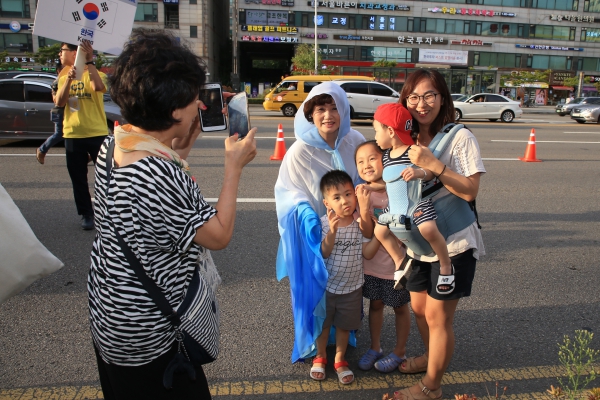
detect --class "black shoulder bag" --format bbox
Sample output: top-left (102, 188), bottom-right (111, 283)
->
top-left (104, 140), bottom-right (220, 389)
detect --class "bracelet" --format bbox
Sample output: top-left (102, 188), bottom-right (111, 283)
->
top-left (85, 61), bottom-right (95, 66)
top-left (419, 168), bottom-right (427, 180)
top-left (436, 165), bottom-right (447, 179)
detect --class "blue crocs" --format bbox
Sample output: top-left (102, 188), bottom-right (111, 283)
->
top-left (358, 349), bottom-right (384, 371)
top-left (374, 352), bottom-right (405, 373)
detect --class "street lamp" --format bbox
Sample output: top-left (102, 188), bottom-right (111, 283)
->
top-left (314, 1), bottom-right (318, 75)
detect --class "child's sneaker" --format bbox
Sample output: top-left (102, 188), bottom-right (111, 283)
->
top-left (358, 349), bottom-right (384, 371)
top-left (374, 352), bottom-right (405, 373)
top-left (394, 257), bottom-right (413, 290)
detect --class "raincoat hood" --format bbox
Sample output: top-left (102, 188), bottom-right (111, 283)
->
top-left (294, 82), bottom-right (352, 154)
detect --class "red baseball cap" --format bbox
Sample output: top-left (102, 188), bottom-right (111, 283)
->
top-left (373, 103), bottom-right (414, 145)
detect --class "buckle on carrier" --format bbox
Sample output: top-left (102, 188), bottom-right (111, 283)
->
top-left (379, 213), bottom-right (412, 230)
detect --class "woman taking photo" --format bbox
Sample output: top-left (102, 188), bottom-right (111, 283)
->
top-left (88, 30), bottom-right (256, 399)
top-left (388, 69), bottom-right (485, 400)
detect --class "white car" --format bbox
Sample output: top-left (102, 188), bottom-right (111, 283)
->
top-left (331, 80), bottom-right (400, 119)
top-left (453, 93), bottom-right (522, 123)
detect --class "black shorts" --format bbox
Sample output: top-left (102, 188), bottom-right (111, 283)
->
top-left (363, 274), bottom-right (410, 308)
top-left (405, 249), bottom-right (477, 300)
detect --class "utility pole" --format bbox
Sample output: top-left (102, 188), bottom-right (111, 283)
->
top-left (577, 71), bottom-right (584, 98)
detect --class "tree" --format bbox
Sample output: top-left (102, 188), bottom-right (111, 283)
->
top-left (372, 60), bottom-right (397, 68)
top-left (30, 43), bottom-right (61, 68)
top-left (505, 69), bottom-right (551, 87)
top-left (290, 43), bottom-right (335, 75)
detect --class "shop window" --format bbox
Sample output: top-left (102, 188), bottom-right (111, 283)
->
top-left (134, 3), bottom-right (158, 22)
top-left (0, 0), bottom-right (29, 18)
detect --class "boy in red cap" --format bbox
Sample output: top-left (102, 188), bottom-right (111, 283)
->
top-left (370, 103), bottom-right (453, 296)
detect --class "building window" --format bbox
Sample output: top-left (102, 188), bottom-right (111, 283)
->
top-left (531, 24), bottom-right (573, 40)
top-left (301, 13), bottom-right (308, 27)
top-left (134, 3), bottom-right (158, 22)
top-left (532, 0), bottom-right (577, 9)
top-left (581, 57), bottom-right (600, 70)
top-left (189, 0), bottom-right (196, 3)
top-left (0, 0), bottom-right (29, 18)
top-left (190, 25), bottom-right (197, 38)
top-left (38, 37), bottom-right (61, 48)
top-left (0, 32), bottom-right (32, 52)
top-left (583, 0), bottom-right (600, 11)
top-left (583, 28), bottom-right (600, 42)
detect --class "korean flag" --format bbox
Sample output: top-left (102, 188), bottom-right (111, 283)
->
top-left (62, 0), bottom-right (118, 34)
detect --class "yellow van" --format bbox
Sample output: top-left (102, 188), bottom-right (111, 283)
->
top-left (263, 75), bottom-right (375, 117)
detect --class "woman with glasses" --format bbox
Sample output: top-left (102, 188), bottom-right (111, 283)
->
top-left (386, 69), bottom-right (485, 400)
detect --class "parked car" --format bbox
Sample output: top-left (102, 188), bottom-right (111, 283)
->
top-left (263, 75), bottom-right (375, 117)
top-left (570, 103), bottom-right (600, 124)
top-left (453, 94), bottom-right (469, 102)
top-left (0, 78), bottom-right (125, 140)
top-left (556, 97), bottom-right (600, 117)
top-left (331, 80), bottom-right (400, 119)
top-left (453, 93), bottom-right (522, 123)
top-left (555, 97), bottom-right (600, 116)
top-left (451, 93), bottom-right (466, 101)
top-left (12, 73), bottom-right (57, 81)
top-left (0, 71), bottom-right (56, 79)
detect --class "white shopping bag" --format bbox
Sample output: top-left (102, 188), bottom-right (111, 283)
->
top-left (0, 183), bottom-right (64, 304)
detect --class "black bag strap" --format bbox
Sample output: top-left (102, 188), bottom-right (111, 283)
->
top-left (105, 140), bottom-right (181, 326)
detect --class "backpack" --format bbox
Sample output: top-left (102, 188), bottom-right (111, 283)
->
top-left (378, 123), bottom-right (480, 256)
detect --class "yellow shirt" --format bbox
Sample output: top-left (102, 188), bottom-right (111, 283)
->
top-left (60, 70), bottom-right (108, 139)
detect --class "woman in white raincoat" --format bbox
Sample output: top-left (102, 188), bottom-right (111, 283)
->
top-left (274, 82), bottom-right (365, 366)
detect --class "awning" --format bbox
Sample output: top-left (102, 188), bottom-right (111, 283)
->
top-left (552, 86), bottom-right (573, 91)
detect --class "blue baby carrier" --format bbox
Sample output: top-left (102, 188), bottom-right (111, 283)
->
top-left (378, 123), bottom-right (479, 256)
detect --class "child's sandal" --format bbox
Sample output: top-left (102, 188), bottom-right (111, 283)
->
top-left (310, 357), bottom-right (327, 381)
top-left (334, 360), bottom-right (354, 385)
top-left (436, 265), bottom-right (455, 295)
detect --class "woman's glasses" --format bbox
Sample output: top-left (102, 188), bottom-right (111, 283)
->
top-left (406, 93), bottom-right (439, 105)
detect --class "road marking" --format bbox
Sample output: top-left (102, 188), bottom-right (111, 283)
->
top-left (563, 131), bottom-right (600, 134)
top-left (482, 158), bottom-right (520, 161)
top-left (0, 154), bottom-right (65, 157)
top-left (0, 364), bottom-right (579, 399)
top-left (492, 140), bottom-right (600, 144)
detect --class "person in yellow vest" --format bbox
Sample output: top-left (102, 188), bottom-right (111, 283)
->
top-left (55, 40), bottom-right (108, 230)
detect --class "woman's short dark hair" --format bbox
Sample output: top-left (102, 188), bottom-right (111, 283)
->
top-left (109, 29), bottom-right (207, 131)
top-left (303, 93), bottom-right (334, 123)
top-left (399, 69), bottom-right (455, 137)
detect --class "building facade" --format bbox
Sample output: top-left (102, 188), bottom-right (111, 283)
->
top-left (0, 0), bottom-right (229, 81)
top-left (233, 0), bottom-right (600, 103)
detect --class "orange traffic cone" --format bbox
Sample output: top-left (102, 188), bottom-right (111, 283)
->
top-left (518, 128), bottom-right (542, 162)
top-left (270, 124), bottom-right (287, 161)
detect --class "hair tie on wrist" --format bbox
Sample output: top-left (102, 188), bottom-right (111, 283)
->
top-left (436, 165), bottom-right (447, 179)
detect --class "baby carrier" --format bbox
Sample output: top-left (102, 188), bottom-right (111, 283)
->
top-left (378, 123), bottom-right (479, 256)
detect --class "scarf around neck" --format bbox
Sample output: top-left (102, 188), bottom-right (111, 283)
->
top-left (113, 125), bottom-right (192, 177)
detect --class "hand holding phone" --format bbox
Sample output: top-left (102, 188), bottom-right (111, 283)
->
top-left (227, 92), bottom-right (250, 139)
top-left (199, 83), bottom-right (227, 132)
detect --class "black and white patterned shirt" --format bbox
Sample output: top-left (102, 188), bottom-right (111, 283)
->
top-left (88, 137), bottom-right (217, 366)
top-left (320, 216), bottom-right (367, 295)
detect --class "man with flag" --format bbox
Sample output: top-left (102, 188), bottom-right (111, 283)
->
top-left (55, 39), bottom-right (108, 230)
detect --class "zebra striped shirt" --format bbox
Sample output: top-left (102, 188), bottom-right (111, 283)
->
top-left (88, 137), bottom-right (217, 366)
top-left (382, 147), bottom-right (437, 225)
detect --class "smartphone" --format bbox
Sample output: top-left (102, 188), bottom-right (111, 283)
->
top-left (227, 92), bottom-right (250, 138)
top-left (199, 83), bottom-right (227, 132)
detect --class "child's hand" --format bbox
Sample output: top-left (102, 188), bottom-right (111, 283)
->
top-left (401, 167), bottom-right (425, 182)
top-left (326, 208), bottom-right (340, 235)
top-left (355, 184), bottom-right (371, 208)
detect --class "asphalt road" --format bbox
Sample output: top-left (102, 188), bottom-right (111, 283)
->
top-left (1, 109), bottom-right (599, 399)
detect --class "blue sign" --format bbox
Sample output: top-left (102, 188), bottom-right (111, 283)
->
top-left (314, 15), bottom-right (324, 26)
top-left (515, 44), bottom-right (583, 51)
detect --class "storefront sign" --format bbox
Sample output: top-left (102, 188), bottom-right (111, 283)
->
top-left (245, 0), bottom-right (294, 4)
top-left (9, 21), bottom-right (21, 33)
top-left (550, 14), bottom-right (596, 22)
top-left (588, 75), bottom-right (600, 82)
top-left (515, 44), bottom-right (583, 51)
top-left (309, 1), bottom-right (409, 10)
top-left (551, 71), bottom-right (576, 85)
top-left (398, 36), bottom-right (445, 45)
top-left (418, 49), bottom-right (468, 65)
top-left (163, 0), bottom-right (178, 3)
top-left (337, 35), bottom-right (374, 40)
top-left (242, 25), bottom-right (297, 34)
top-left (242, 35), bottom-right (298, 42)
top-left (318, 46), bottom-right (348, 57)
top-left (427, 7), bottom-right (515, 17)
top-left (304, 33), bottom-right (328, 38)
top-left (0, 22), bottom-right (32, 31)
top-left (5, 57), bottom-right (36, 63)
top-left (450, 39), bottom-right (492, 46)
